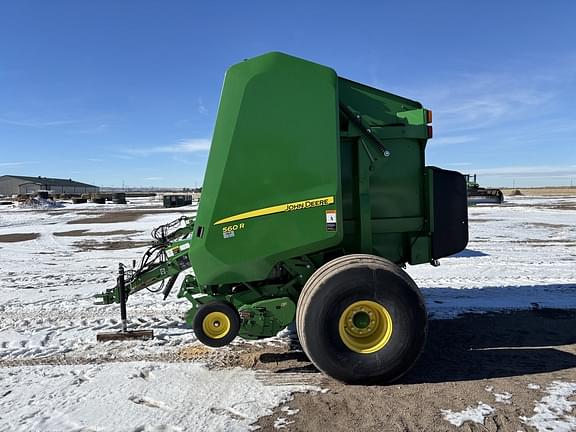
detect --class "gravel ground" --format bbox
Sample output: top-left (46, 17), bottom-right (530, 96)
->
top-left (256, 310), bottom-right (576, 432)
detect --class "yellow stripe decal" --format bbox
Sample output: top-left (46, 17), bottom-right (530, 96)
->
top-left (214, 196), bottom-right (335, 225)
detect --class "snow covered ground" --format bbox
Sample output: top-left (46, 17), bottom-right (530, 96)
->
top-left (408, 195), bottom-right (576, 318)
top-left (440, 383), bottom-right (576, 431)
top-left (0, 195), bottom-right (575, 430)
top-left (0, 362), bottom-right (319, 432)
top-left (0, 199), bottom-right (323, 431)
top-left (0, 200), bottom-right (200, 362)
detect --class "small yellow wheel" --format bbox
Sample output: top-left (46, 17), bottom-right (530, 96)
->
top-left (202, 311), bottom-right (231, 339)
top-left (193, 302), bottom-right (240, 347)
top-left (338, 300), bottom-right (393, 354)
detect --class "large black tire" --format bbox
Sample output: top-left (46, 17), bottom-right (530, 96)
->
top-left (296, 254), bottom-right (427, 384)
top-left (193, 301), bottom-right (240, 347)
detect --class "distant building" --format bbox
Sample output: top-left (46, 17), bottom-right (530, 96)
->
top-left (0, 175), bottom-right (99, 196)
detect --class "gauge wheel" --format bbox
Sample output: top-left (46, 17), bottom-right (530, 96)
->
top-left (193, 301), bottom-right (240, 347)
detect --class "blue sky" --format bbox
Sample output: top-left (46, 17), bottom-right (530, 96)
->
top-left (1, 1), bottom-right (575, 188)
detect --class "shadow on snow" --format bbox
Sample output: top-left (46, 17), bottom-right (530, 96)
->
top-left (449, 248), bottom-right (489, 258)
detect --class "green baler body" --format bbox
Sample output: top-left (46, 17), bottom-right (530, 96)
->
top-left (95, 51), bottom-right (468, 342)
top-left (188, 52), bottom-right (467, 286)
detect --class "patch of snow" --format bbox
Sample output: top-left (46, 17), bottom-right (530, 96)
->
top-left (494, 392), bottom-right (512, 404)
top-left (528, 383), bottom-right (541, 390)
top-left (281, 406), bottom-right (300, 416)
top-left (274, 417), bottom-right (295, 429)
top-left (0, 361), bottom-right (320, 432)
top-left (407, 196), bottom-right (576, 318)
top-left (520, 381), bottom-right (576, 432)
top-left (485, 386), bottom-right (512, 404)
top-left (441, 402), bottom-right (495, 427)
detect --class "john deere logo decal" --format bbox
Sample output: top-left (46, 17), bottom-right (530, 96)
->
top-left (214, 196), bottom-right (335, 225)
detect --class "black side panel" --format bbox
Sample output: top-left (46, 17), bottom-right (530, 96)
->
top-left (430, 167), bottom-right (469, 259)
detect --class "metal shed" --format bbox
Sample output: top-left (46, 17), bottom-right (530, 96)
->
top-left (0, 175), bottom-right (99, 197)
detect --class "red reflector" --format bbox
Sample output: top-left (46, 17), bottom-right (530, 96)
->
top-left (426, 110), bottom-right (432, 123)
top-left (427, 126), bottom-right (433, 138)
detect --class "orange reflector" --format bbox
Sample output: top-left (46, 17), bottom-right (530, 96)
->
top-left (426, 110), bottom-right (432, 124)
top-left (427, 126), bottom-right (433, 138)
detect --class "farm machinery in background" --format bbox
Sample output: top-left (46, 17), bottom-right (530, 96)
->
top-left (95, 52), bottom-right (468, 384)
top-left (465, 174), bottom-right (504, 205)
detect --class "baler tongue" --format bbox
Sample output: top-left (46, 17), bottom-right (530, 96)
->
top-left (95, 215), bottom-right (195, 342)
top-left (96, 263), bottom-right (154, 342)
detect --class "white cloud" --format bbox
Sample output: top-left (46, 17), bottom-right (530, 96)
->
top-left (171, 155), bottom-right (206, 166)
top-left (197, 97), bottom-right (207, 114)
top-left (175, 138), bottom-right (211, 152)
top-left (0, 117), bottom-right (79, 128)
top-left (384, 60), bottom-right (568, 138)
top-left (0, 161), bottom-right (34, 167)
top-left (444, 162), bottom-right (472, 167)
top-left (424, 82), bottom-right (553, 133)
top-left (125, 138), bottom-right (211, 156)
top-left (430, 135), bottom-right (478, 146)
top-left (70, 123), bottom-right (109, 134)
top-left (174, 119), bottom-right (193, 127)
top-left (111, 154), bottom-right (135, 161)
top-left (474, 165), bottom-right (576, 178)
top-left (144, 176), bottom-right (163, 181)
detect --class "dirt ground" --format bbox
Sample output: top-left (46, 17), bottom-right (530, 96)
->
top-left (53, 229), bottom-right (143, 237)
top-left (72, 239), bottom-right (150, 251)
top-left (502, 187), bottom-right (576, 196)
top-left (58, 226), bottom-right (151, 251)
top-left (0, 233), bottom-right (39, 242)
top-left (252, 309), bottom-right (576, 432)
top-left (65, 208), bottom-right (196, 224)
top-left (54, 228), bottom-right (149, 250)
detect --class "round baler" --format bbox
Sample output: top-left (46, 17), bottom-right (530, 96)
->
top-left (96, 52), bottom-right (468, 384)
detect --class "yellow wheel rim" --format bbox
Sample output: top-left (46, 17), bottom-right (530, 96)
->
top-left (202, 311), bottom-right (231, 339)
top-left (338, 300), bottom-right (393, 354)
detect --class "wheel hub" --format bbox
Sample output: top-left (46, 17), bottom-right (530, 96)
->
top-left (202, 311), bottom-right (231, 339)
top-left (338, 300), bottom-right (393, 354)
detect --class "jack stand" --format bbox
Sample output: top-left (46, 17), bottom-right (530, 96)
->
top-left (96, 263), bottom-right (154, 342)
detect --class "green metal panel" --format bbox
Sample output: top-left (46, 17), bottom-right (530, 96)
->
top-left (338, 78), bottom-right (432, 264)
top-left (185, 52), bottom-right (461, 287)
top-left (189, 52), bottom-right (342, 285)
